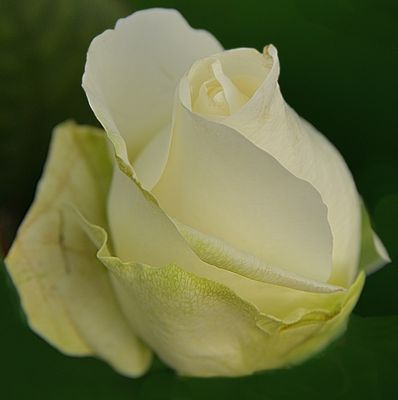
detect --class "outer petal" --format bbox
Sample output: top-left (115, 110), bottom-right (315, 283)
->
top-left (82, 8), bottom-right (223, 184)
top-left (221, 46), bottom-right (361, 286)
top-left (152, 98), bottom-right (334, 283)
top-left (359, 204), bottom-right (390, 274)
top-left (4, 122), bottom-right (151, 377)
top-left (80, 217), bottom-right (365, 377)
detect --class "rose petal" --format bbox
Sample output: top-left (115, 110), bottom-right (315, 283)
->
top-left (189, 48), bottom-right (271, 118)
top-left (222, 45), bottom-right (361, 286)
top-left (108, 159), bottom-right (340, 294)
top-left (82, 8), bottom-right (222, 186)
top-left (173, 218), bottom-right (342, 293)
top-left (358, 203), bottom-right (391, 274)
top-left (152, 98), bottom-right (334, 283)
top-left (5, 122), bottom-right (151, 377)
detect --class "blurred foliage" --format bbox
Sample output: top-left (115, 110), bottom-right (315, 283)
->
top-left (1, 0), bottom-right (398, 399)
top-left (0, 0), bottom-right (133, 251)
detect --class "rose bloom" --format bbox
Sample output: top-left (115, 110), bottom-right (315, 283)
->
top-left (5, 9), bottom-right (389, 377)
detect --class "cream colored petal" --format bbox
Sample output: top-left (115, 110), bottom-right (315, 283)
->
top-left (222, 45), bottom-right (361, 286)
top-left (5, 122), bottom-right (151, 377)
top-left (359, 203), bottom-right (391, 274)
top-left (152, 99), bottom-right (334, 283)
top-left (108, 147), bottom-right (341, 295)
top-left (80, 217), bottom-right (364, 377)
top-left (133, 124), bottom-right (171, 190)
top-left (210, 60), bottom-right (249, 113)
top-left (83, 8), bottom-right (223, 185)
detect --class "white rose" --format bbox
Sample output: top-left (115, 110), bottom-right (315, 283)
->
top-left (6, 9), bottom-right (390, 377)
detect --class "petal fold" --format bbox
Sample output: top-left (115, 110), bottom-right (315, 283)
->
top-left (174, 219), bottom-right (342, 293)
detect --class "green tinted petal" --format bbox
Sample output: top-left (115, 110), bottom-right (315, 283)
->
top-left (80, 214), bottom-right (365, 377)
top-left (174, 219), bottom-right (342, 293)
top-left (359, 203), bottom-right (390, 274)
top-left (5, 122), bottom-right (151, 377)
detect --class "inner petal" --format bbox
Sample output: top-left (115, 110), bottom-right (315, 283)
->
top-left (211, 60), bottom-right (249, 114)
top-left (186, 48), bottom-right (272, 117)
top-left (194, 78), bottom-right (230, 117)
top-left (192, 60), bottom-right (250, 118)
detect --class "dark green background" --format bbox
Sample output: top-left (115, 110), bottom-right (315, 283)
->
top-left (1, 0), bottom-right (398, 398)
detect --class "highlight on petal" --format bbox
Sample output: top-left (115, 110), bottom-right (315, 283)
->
top-left (79, 215), bottom-right (365, 377)
top-left (359, 204), bottom-right (390, 274)
top-left (5, 122), bottom-right (151, 377)
top-left (83, 8), bottom-right (223, 185)
top-left (152, 99), bottom-right (334, 283)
